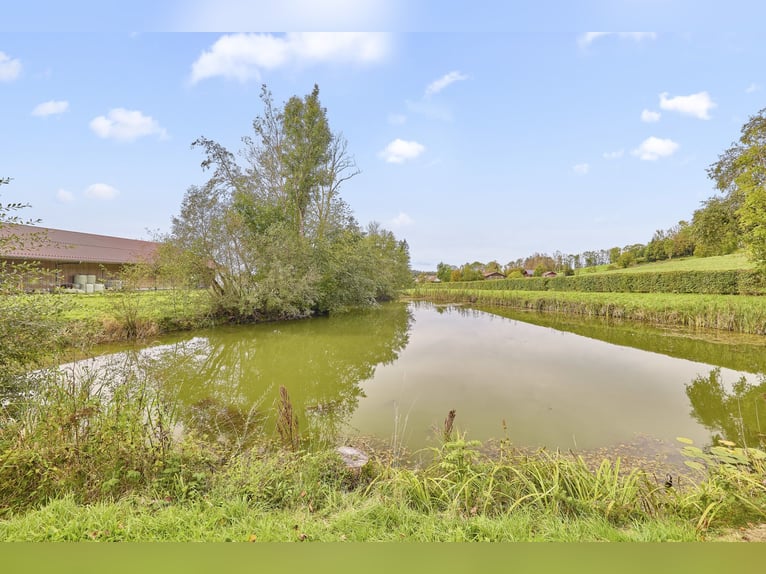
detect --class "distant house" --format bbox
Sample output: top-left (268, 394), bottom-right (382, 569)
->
top-left (483, 271), bottom-right (506, 280)
top-left (417, 274), bottom-right (440, 283)
top-left (0, 224), bottom-right (159, 291)
top-left (542, 271), bottom-right (558, 278)
top-left (523, 269), bottom-right (536, 277)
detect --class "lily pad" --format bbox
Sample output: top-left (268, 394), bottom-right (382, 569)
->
top-left (676, 437), bottom-right (694, 445)
top-left (684, 460), bottom-right (706, 471)
top-left (681, 446), bottom-right (705, 458)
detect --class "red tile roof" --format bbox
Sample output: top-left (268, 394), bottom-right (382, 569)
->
top-left (0, 224), bottom-right (158, 264)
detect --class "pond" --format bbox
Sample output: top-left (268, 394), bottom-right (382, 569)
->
top-left (77, 301), bottom-right (766, 461)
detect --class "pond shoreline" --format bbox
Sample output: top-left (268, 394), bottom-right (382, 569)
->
top-left (5, 299), bottom-right (766, 541)
top-left (406, 288), bottom-right (766, 335)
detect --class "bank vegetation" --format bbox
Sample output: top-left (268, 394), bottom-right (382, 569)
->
top-left (0, 358), bottom-right (764, 541)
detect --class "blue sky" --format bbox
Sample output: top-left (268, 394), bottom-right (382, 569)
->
top-left (2, 3), bottom-right (766, 270)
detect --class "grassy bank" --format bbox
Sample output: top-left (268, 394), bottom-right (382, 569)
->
top-left (56, 289), bottom-right (214, 343)
top-left (1, 365), bottom-right (765, 542)
top-left (408, 287), bottom-right (766, 334)
top-left (0, 436), bottom-right (763, 542)
top-left (0, 489), bottom-right (699, 542)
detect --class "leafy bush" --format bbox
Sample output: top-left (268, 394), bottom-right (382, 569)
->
top-left (0, 359), bottom-right (218, 514)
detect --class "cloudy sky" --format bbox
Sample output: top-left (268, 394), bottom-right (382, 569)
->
top-left (2, 2), bottom-right (765, 269)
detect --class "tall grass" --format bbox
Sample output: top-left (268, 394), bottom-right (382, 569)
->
top-left (408, 287), bottom-right (766, 334)
top-left (0, 359), bottom-right (217, 514)
top-left (58, 289), bottom-right (214, 343)
top-left (2, 359), bottom-right (766, 540)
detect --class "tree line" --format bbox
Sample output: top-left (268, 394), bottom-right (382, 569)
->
top-left (432, 107), bottom-right (766, 282)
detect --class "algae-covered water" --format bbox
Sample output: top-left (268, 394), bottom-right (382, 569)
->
top-left (78, 301), bottom-right (766, 456)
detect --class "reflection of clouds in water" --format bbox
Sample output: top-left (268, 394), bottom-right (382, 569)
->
top-left (60, 337), bottom-right (211, 376)
top-left (54, 337), bottom-right (215, 402)
top-left (64, 303), bottom-right (415, 448)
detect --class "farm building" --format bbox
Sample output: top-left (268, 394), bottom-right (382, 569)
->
top-left (482, 271), bottom-right (506, 280)
top-left (0, 224), bottom-right (159, 291)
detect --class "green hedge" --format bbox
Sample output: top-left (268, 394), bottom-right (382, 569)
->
top-left (431, 270), bottom-right (766, 295)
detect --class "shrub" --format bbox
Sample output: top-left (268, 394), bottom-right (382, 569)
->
top-left (428, 270), bottom-right (766, 296)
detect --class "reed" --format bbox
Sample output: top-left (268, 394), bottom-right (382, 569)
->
top-left (3, 359), bottom-right (765, 540)
top-left (275, 385), bottom-right (300, 452)
top-left (443, 409), bottom-right (456, 441)
top-left (408, 287), bottom-right (766, 334)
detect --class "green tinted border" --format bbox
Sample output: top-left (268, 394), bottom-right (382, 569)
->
top-left (2, 543), bottom-right (765, 574)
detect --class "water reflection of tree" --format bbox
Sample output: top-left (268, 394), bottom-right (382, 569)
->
top-left (144, 303), bottom-right (413, 447)
top-left (474, 305), bottom-right (766, 374)
top-left (685, 368), bottom-right (766, 448)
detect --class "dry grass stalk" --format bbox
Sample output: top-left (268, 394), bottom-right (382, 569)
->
top-left (276, 385), bottom-right (300, 451)
top-left (443, 409), bottom-right (456, 441)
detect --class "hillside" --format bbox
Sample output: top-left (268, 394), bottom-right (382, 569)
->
top-left (579, 251), bottom-right (755, 275)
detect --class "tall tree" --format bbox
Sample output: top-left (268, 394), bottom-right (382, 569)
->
top-left (708, 107), bottom-right (766, 269)
top-left (281, 85), bottom-right (332, 238)
top-left (436, 262), bottom-right (453, 283)
top-left (175, 86), bottom-right (408, 320)
top-left (691, 195), bottom-right (741, 256)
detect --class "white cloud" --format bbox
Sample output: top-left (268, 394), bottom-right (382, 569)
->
top-left (746, 83), bottom-right (760, 94)
top-left (56, 189), bottom-right (74, 202)
top-left (659, 91), bottom-right (716, 120)
top-left (424, 70), bottom-right (468, 98)
top-left (190, 32), bottom-right (390, 83)
top-left (632, 136), bottom-right (679, 161)
top-left (603, 149), bottom-right (624, 160)
top-left (641, 109), bottom-right (661, 122)
top-left (578, 32), bottom-right (610, 47)
top-left (390, 212), bottom-right (414, 227)
top-left (32, 100), bottom-right (69, 117)
top-left (379, 139), bottom-right (425, 163)
top-left (85, 183), bottom-right (120, 200)
top-left (89, 108), bottom-right (168, 142)
top-left (0, 51), bottom-right (22, 82)
top-left (387, 113), bottom-right (407, 125)
top-left (578, 32), bottom-right (656, 47)
top-left (573, 163), bottom-right (590, 175)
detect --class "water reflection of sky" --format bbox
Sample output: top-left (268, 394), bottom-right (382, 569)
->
top-left (349, 304), bottom-right (762, 451)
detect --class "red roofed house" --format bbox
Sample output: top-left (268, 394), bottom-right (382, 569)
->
top-left (0, 224), bottom-right (159, 291)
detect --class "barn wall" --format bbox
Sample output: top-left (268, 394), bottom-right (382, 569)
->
top-left (0, 259), bottom-right (165, 291)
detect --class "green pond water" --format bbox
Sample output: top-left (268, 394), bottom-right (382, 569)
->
top-left (80, 301), bottom-right (766, 459)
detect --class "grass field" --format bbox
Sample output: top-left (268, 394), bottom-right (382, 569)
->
top-left (578, 251), bottom-right (755, 275)
top-left (51, 288), bottom-right (214, 342)
top-left (58, 289), bottom-right (211, 321)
